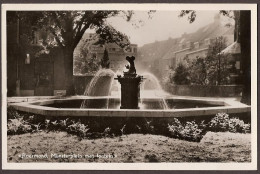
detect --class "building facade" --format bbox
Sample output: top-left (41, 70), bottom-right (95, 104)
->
top-left (139, 14), bottom-right (239, 81)
top-left (7, 25), bottom-right (138, 97)
top-left (74, 33), bottom-right (138, 73)
top-left (7, 20), bottom-right (67, 96)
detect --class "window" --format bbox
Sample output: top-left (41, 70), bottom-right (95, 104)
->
top-left (31, 30), bottom-right (39, 45)
top-left (110, 48), bottom-right (116, 52)
top-left (125, 48), bottom-right (131, 52)
top-left (235, 61), bottom-right (240, 70)
top-left (186, 41), bottom-right (191, 48)
top-left (179, 44), bottom-right (184, 49)
top-left (205, 38), bottom-right (210, 45)
top-left (194, 42), bottom-right (200, 49)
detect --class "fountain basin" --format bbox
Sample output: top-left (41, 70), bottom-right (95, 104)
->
top-left (10, 96), bottom-right (250, 118)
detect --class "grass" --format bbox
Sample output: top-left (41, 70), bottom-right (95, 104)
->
top-left (7, 131), bottom-right (251, 163)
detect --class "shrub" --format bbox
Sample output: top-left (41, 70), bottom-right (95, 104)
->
top-left (168, 118), bottom-right (205, 142)
top-left (208, 113), bottom-right (230, 131)
top-left (228, 118), bottom-right (251, 133)
top-left (120, 124), bottom-right (126, 136)
top-left (7, 117), bottom-right (32, 135)
top-left (67, 121), bottom-right (90, 138)
top-left (45, 119), bottom-right (59, 131)
top-left (7, 108), bottom-right (251, 141)
top-left (167, 118), bottom-right (183, 138)
top-left (58, 118), bottom-right (69, 130)
top-left (31, 123), bottom-right (42, 132)
top-left (7, 106), bottom-right (20, 119)
top-left (209, 113), bottom-right (251, 133)
top-left (143, 120), bottom-right (154, 134)
top-left (181, 121), bottom-right (204, 142)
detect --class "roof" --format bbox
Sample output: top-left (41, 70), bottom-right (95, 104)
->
top-left (220, 41), bottom-right (241, 54)
top-left (185, 48), bottom-right (208, 55)
top-left (140, 19), bottom-right (234, 61)
top-left (139, 38), bottom-right (179, 61)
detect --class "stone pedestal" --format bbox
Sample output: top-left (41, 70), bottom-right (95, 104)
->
top-left (116, 74), bottom-right (142, 109)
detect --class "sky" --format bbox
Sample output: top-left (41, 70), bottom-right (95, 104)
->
top-left (102, 11), bottom-right (233, 47)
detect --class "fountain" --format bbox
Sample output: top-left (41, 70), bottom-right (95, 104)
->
top-left (79, 56), bottom-right (169, 110)
top-left (10, 55), bottom-right (250, 118)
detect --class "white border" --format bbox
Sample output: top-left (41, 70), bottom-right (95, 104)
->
top-left (1, 3), bottom-right (257, 170)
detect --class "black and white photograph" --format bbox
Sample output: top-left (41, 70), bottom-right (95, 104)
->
top-left (1, 3), bottom-right (257, 170)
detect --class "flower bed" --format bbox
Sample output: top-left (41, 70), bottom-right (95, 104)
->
top-left (7, 107), bottom-right (251, 142)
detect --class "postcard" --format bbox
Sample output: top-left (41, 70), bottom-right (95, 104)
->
top-left (1, 3), bottom-right (257, 170)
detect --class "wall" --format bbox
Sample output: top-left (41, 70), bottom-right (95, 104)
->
top-left (7, 21), bottom-right (67, 96)
top-left (7, 23), bottom-right (19, 96)
top-left (74, 76), bottom-right (94, 95)
top-left (174, 49), bottom-right (190, 68)
top-left (53, 48), bottom-right (66, 90)
top-left (160, 59), bottom-right (172, 77)
top-left (74, 75), bottom-right (117, 96)
top-left (164, 84), bottom-right (243, 97)
top-left (186, 49), bottom-right (208, 60)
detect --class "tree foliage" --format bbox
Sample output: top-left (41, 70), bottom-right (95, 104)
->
top-left (85, 53), bottom-right (100, 73)
top-left (179, 10), bottom-right (197, 23)
top-left (179, 10), bottom-right (235, 23)
top-left (100, 48), bottom-right (110, 69)
top-left (205, 37), bottom-right (231, 85)
top-left (20, 11), bottom-right (131, 50)
top-left (172, 37), bottom-right (231, 85)
top-left (7, 11), bottom-right (134, 95)
top-left (172, 63), bottom-right (190, 85)
top-left (190, 37), bottom-right (231, 85)
top-left (179, 10), bottom-right (251, 104)
top-left (74, 53), bottom-right (100, 75)
top-left (74, 36), bottom-right (100, 75)
top-left (189, 57), bottom-right (207, 85)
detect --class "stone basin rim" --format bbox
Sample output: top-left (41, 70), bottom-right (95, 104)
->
top-left (10, 97), bottom-right (251, 118)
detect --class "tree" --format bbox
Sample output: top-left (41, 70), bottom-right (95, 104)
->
top-left (189, 57), bottom-right (207, 85)
top-left (75, 53), bottom-right (99, 74)
top-left (74, 38), bottom-right (100, 75)
top-left (179, 10), bottom-right (251, 104)
top-left (205, 37), bottom-right (231, 85)
top-left (8, 11), bottom-right (132, 95)
top-left (239, 11), bottom-right (251, 105)
top-left (182, 37), bottom-right (231, 85)
top-left (173, 63), bottom-right (190, 85)
top-left (86, 53), bottom-right (100, 73)
top-left (183, 38), bottom-right (231, 86)
top-left (100, 48), bottom-right (110, 69)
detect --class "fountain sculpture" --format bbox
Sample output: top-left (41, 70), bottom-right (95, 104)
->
top-left (115, 56), bottom-right (143, 109)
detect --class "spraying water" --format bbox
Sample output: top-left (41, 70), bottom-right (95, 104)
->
top-left (81, 69), bottom-right (116, 108)
top-left (83, 69), bottom-right (116, 96)
top-left (80, 69), bottom-right (169, 110)
top-left (140, 72), bottom-right (169, 109)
